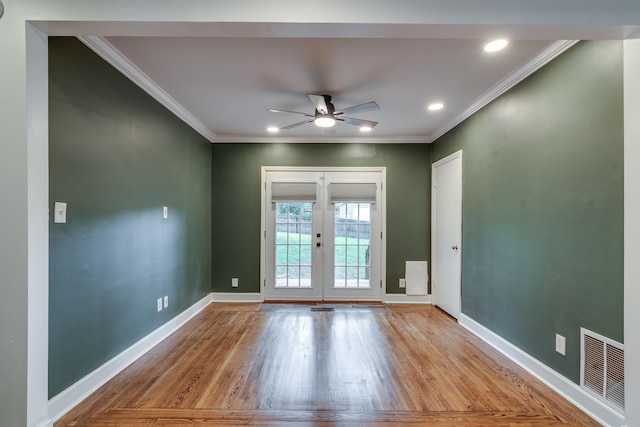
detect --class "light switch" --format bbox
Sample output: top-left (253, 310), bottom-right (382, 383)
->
top-left (54, 202), bottom-right (67, 223)
top-left (163, 206), bottom-right (168, 219)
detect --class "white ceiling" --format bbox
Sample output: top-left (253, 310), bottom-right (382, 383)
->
top-left (99, 36), bottom-right (560, 144)
top-left (62, 5), bottom-right (638, 145)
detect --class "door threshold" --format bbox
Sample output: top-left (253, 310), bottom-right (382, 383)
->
top-left (262, 300), bottom-right (384, 305)
top-left (259, 301), bottom-right (387, 312)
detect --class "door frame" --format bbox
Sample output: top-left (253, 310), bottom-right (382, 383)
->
top-left (431, 150), bottom-right (463, 318)
top-left (260, 166), bottom-right (387, 301)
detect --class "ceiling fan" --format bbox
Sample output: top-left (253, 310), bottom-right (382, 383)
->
top-left (268, 94), bottom-right (380, 132)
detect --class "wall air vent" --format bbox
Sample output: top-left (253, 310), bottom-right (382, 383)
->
top-left (580, 328), bottom-right (624, 414)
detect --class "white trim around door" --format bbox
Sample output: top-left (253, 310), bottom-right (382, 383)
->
top-left (261, 167), bottom-right (387, 302)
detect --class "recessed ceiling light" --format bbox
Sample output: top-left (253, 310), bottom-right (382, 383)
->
top-left (428, 103), bottom-right (444, 111)
top-left (484, 39), bottom-right (509, 52)
top-left (267, 127), bottom-right (279, 133)
top-left (360, 126), bottom-right (372, 132)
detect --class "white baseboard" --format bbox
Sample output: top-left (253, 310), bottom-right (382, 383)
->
top-left (459, 313), bottom-right (625, 427)
top-left (211, 292), bottom-right (262, 302)
top-left (33, 419), bottom-right (53, 427)
top-left (48, 293), bottom-right (214, 422)
top-left (211, 292), bottom-right (432, 304)
top-left (322, 296), bottom-right (382, 302)
top-left (384, 293), bottom-right (432, 304)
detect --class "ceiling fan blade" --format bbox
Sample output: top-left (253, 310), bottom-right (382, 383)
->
top-left (339, 116), bottom-right (378, 128)
top-left (334, 101), bottom-right (380, 116)
top-left (280, 119), bottom-right (314, 130)
top-left (308, 94), bottom-right (330, 114)
top-left (267, 108), bottom-right (314, 117)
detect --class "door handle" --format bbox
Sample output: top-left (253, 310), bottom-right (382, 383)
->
top-left (452, 245), bottom-right (458, 250)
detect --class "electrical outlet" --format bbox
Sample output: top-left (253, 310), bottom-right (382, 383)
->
top-left (555, 334), bottom-right (566, 356)
top-left (163, 296), bottom-right (168, 308)
top-left (399, 278), bottom-right (406, 288)
top-left (157, 298), bottom-right (163, 312)
top-left (232, 278), bottom-right (239, 288)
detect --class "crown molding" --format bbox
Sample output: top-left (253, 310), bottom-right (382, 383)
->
top-left (77, 36), bottom-right (217, 143)
top-left (428, 40), bottom-right (579, 142)
top-left (211, 135), bottom-right (430, 144)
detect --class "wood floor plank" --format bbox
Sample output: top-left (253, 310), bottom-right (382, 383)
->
top-left (55, 303), bottom-right (599, 426)
top-left (63, 408), bottom-right (571, 427)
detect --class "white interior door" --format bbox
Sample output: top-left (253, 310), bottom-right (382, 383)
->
top-left (263, 168), bottom-right (384, 301)
top-left (432, 151), bottom-right (462, 318)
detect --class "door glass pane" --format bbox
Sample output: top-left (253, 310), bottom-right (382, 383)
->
top-left (335, 245), bottom-right (345, 266)
top-left (276, 266), bottom-right (287, 288)
top-left (335, 266), bottom-right (346, 288)
top-left (346, 245), bottom-right (359, 263)
top-left (276, 245), bottom-right (288, 264)
top-left (359, 224), bottom-right (370, 244)
top-left (275, 202), bottom-right (313, 288)
top-left (288, 245), bottom-right (299, 263)
top-left (300, 246), bottom-right (311, 265)
top-left (300, 266), bottom-right (312, 288)
top-left (333, 202), bottom-right (371, 288)
top-left (346, 266), bottom-right (359, 287)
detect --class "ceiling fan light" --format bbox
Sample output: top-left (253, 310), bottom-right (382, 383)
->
top-left (360, 126), bottom-right (372, 132)
top-left (314, 115), bottom-right (336, 128)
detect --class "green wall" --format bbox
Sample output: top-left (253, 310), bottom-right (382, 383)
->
top-left (432, 40), bottom-right (624, 383)
top-left (211, 143), bottom-right (430, 294)
top-left (49, 38), bottom-right (212, 397)
top-left (47, 35), bottom-right (621, 399)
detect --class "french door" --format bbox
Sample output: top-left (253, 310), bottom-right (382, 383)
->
top-left (262, 168), bottom-right (385, 301)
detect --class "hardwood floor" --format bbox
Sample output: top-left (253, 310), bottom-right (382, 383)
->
top-left (56, 303), bottom-right (599, 426)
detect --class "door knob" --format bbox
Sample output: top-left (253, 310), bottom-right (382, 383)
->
top-left (452, 245), bottom-right (458, 250)
top-left (316, 242), bottom-right (322, 247)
